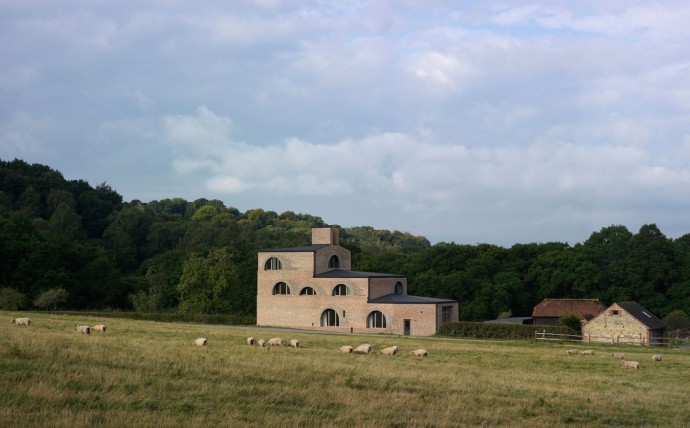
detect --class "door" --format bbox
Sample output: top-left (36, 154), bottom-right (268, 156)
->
top-left (403, 319), bottom-right (411, 336)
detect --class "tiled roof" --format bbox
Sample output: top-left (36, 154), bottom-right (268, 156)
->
top-left (315, 269), bottom-right (405, 279)
top-left (532, 298), bottom-right (606, 320)
top-left (368, 294), bottom-right (457, 304)
top-left (617, 301), bottom-right (667, 330)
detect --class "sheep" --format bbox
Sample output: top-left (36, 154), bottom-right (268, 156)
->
top-left (623, 360), bottom-right (640, 369)
top-left (247, 337), bottom-right (255, 346)
top-left (339, 345), bottom-right (353, 353)
top-left (267, 338), bottom-right (283, 347)
top-left (92, 324), bottom-right (106, 332)
top-left (74, 325), bottom-right (91, 334)
top-left (611, 352), bottom-right (625, 359)
top-left (581, 350), bottom-right (594, 356)
top-left (566, 349), bottom-right (579, 355)
top-left (257, 339), bottom-right (267, 347)
top-left (353, 344), bottom-right (372, 355)
top-left (10, 318), bottom-right (31, 326)
top-left (652, 354), bottom-right (663, 362)
top-left (193, 338), bottom-right (208, 347)
top-left (289, 339), bottom-right (300, 348)
top-left (410, 349), bottom-right (429, 357)
top-left (378, 345), bottom-right (398, 355)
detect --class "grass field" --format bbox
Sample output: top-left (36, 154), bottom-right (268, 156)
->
top-left (2, 311), bottom-right (690, 427)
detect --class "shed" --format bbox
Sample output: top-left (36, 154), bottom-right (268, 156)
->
top-left (582, 302), bottom-right (668, 345)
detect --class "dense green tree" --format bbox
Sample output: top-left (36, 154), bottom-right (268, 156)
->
top-left (177, 248), bottom-right (241, 315)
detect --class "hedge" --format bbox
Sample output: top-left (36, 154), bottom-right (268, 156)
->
top-left (49, 311), bottom-right (256, 325)
top-left (435, 321), bottom-right (576, 340)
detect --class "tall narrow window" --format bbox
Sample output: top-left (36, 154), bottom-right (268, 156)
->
top-left (441, 306), bottom-right (453, 323)
top-left (264, 257), bottom-right (282, 270)
top-left (328, 255), bottom-right (340, 268)
top-left (299, 287), bottom-right (316, 295)
top-left (321, 309), bottom-right (339, 326)
top-left (272, 282), bottom-right (290, 295)
top-left (394, 281), bottom-right (403, 294)
top-left (367, 311), bottom-right (386, 328)
top-left (332, 284), bottom-right (350, 296)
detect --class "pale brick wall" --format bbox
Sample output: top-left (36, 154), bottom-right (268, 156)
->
top-left (312, 228), bottom-right (339, 245)
top-left (369, 277), bottom-right (406, 299)
top-left (582, 303), bottom-right (649, 344)
top-left (314, 246), bottom-right (351, 274)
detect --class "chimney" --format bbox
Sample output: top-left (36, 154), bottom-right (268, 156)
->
top-left (312, 227), bottom-right (339, 245)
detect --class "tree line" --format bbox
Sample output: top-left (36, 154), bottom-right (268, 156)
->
top-left (1, 158), bottom-right (690, 324)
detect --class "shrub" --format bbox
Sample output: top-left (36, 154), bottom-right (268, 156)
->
top-left (33, 287), bottom-right (70, 310)
top-left (436, 321), bottom-right (575, 340)
top-left (664, 310), bottom-right (690, 335)
top-left (559, 314), bottom-right (582, 334)
top-left (0, 287), bottom-right (28, 310)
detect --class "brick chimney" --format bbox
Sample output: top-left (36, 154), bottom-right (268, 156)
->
top-left (312, 227), bottom-right (339, 245)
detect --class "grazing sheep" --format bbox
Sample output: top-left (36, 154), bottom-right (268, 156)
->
top-left (257, 339), bottom-right (267, 347)
top-left (247, 337), bottom-right (255, 346)
top-left (378, 346), bottom-right (398, 355)
top-left (611, 352), bottom-right (625, 359)
top-left (339, 345), bottom-right (353, 353)
top-left (193, 338), bottom-right (208, 347)
top-left (92, 324), bottom-right (106, 332)
top-left (566, 349), bottom-right (579, 355)
top-left (74, 325), bottom-right (91, 334)
top-left (267, 338), bottom-right (283, 346)
top-left (289, 339), bottom-right (300, 348)
top-left (410, 349), bottom-right (429, 357)
top-left (623, 360), bottom-right (640, 369)
top-left (353, 344), bottom-right (372, 355)
top-left (10, 318), bottom-right (31, 326)
top-left (652, 354), bottom-right (663, 362)
top-left (581, 350), bottom-right (594, 356)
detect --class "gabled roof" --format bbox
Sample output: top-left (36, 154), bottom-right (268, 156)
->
top-left (368, 294), bottom-right (456, 304)
top-left (532, 298), bottom-right (606, 320)
top-left (617, 301), bottom-right (667, 330)
top-left (261, 244), bottom-right (330, 253)
top-left (315, 269), bottom-right (405, 279)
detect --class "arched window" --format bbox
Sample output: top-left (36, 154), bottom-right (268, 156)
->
top-left (264, 257), bottom-right (282, 270)
top-left (367, 311), bottom-right (386, 328)
top-left (332, 284), bottom-right (350, 296)
top-left (300, 287), bottom-right (316, 295)
top-left (321, 309), bottom-right (339, 327)
top-left (272, 282), bottom-right (290, 295)
top-left (328, 255), bottom-right (340, 269)
top-left (394, 281), bottom-right (403, 294)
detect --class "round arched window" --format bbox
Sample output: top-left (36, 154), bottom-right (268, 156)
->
top-left (394, 281), bottom-right (403, 294)
top-left (264, 257), bottom-right (282, 270)
top-left (321, 309), bottom-right (339, 326)
top-left (367, 311), bottom-right (386, 328)
top-left (272, 282), bottom-right (290, 295)
top-left (328, 255), bottom-right (340, 269)
top-left (300, 287), bottom-right (316, 295)
top-left (332, 284), bottom-right (349, 296)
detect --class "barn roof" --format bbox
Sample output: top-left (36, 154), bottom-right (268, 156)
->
top-left (532, 298), bottom-right (606, 320)
top-left (617, 301), bottom-right (667, 330)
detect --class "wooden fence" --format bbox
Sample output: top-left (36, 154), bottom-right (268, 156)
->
top-left (534, 331), bottom-right (690, 348)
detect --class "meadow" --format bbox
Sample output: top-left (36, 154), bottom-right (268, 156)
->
top-left (2, 311), bottom-right (690, 427)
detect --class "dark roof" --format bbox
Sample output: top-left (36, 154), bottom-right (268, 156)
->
top-left (617, 301), bottom-right (667, 330)
top-left (315, 269), bottom-right (405, 279)
top-left (484, 317), bottom-right (533, 325)
top-left (532, 298), bottom-right (606, 320)
top-left (261, 244), bottom-right (330, 253)
top-left (368, 294), bottom-right (457, 304)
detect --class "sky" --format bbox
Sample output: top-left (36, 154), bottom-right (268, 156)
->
top-left (2, 1), bottom-right (690, 246)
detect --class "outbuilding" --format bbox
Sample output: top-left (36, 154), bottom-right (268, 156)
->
top-left (582, 301), bottom-right (668, 345)
top-left (532, 298), bottom-right (606, 325)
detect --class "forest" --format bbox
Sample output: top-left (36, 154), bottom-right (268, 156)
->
top-left (2, 158), bottom-right (690, 323)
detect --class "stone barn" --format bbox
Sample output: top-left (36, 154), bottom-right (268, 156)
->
top-left (582, 301), bottom-right (668, 345)
top-left (532, 298), bottom-right (606, 325)
top-left (256, 227), bottom-right (459, 336)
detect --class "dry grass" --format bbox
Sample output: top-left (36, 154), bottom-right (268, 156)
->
top-left (2, 311), bottom-right (690, 427)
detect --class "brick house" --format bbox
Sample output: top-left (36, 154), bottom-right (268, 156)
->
top-left (256, 227), bottom-right (459, 336)
top-left (582, 301), bottom-right (668, 345)
top-left (532, 298), bottom-right (606, 325)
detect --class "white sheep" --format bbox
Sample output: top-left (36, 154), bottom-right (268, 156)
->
top-left (623, 360), bottom-right (640, 369)
top-left (257, 339), bottom-right (267, 347)
top-left (581, 350), bottom-right (594, 356)
top-left (652, 354), bottom-right (663, 362)
top-left (566, 349), bottom-right (579, 355)
top-left (289, 339), bottom-right (300, 348)
top-left (610, 352), bottom-right (625, 359)
top-left (410, 349), bottom-right (429, 357)
top-left (378, 345), bottom-right (398, 355)
top-left (267, 338), bottom-right (283, 346)
top-left (74, 325), bottom-right (91, 334)
top-left (247, 337), bottom-right (255, 346)
top-left (193, 338), bottom-right (208, 347)
top-left (353, 344), bottom-right (372, 355)
top-left (339, 345), bottom-right (353, 353)
top-left (10, 318), bottom-right (31, 326)
top-left (92, 324), bottom-right (107, 332)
